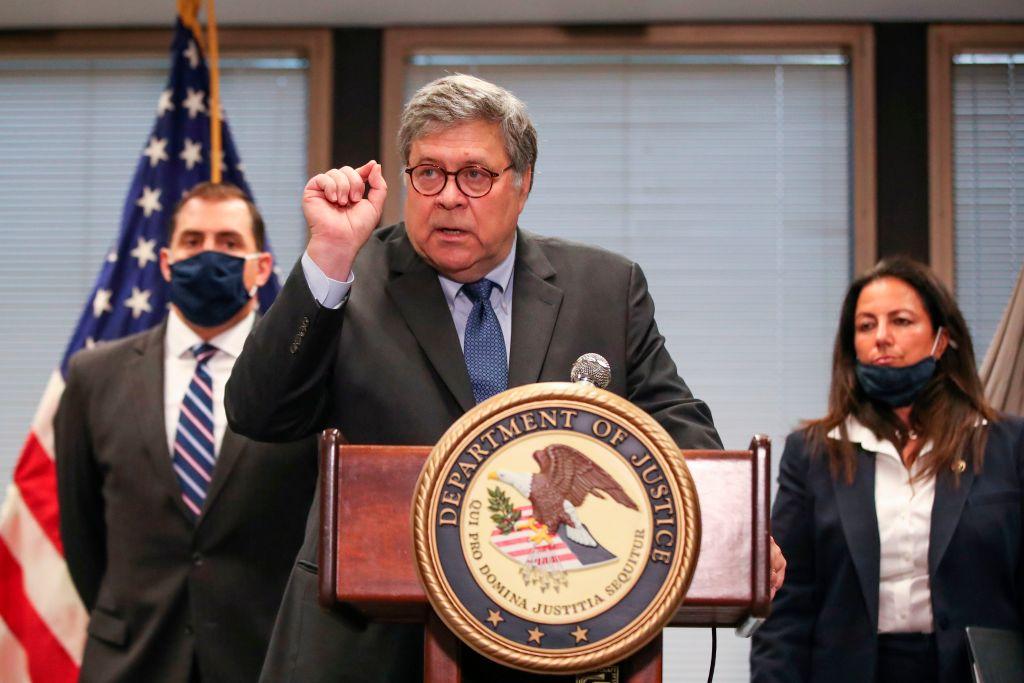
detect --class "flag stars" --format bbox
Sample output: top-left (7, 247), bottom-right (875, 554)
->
top-left (142, 136), bottom-right (169, 167)
top-left (106, 251), bottom-right (118, 263)
top-left (130, 237), bottom-right (158, 268)
top-left (179, 138), bottom-right (203, 170)
top-left (85, 337), bottom-right (97, 350)
top-left (124, 287), bottom-right (153, 319)
top-left (182, 88), bottom-right (207, 119)
top-left (527, 626), bottom-right (545, 645)
top-left (485, 609), bottom-right (504, 629)
top-left (570, 625), bottom-right (589, 644)
top-left (92, 288), bottom-right (113, 318)
top-left (137, 186), bottom-right (163, 217)
top-left (157, 89), bottom-right (175, 116)
top-left (183, 40), bottom-right (200, 69)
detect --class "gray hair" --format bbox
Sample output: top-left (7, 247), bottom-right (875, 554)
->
top-left (398, 74), bottom-right (538, 190)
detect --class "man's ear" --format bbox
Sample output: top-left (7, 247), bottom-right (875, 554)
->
top-left (159, 247), bottom-right (172, 283)
top-left (516, 167), bottom-right (533, 212)
top-left (253, 252), bottom-right (274, 288)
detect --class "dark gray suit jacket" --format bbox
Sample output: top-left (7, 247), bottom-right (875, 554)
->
top-left (750, 417), bottom-right (1024, 683)
top-left (225, 224), bottom-right (722, 682)
top-left (55, 322), bottom-right (317, 683)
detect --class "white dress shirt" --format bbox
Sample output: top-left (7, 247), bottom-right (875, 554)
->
top-left (830, 416), bottom-right (936, 634)
top-left (164, 310), bottom-right (255, 458)
top-left (300, 237), bottom-right (517, 361)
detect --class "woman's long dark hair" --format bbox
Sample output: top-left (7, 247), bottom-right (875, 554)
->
top-left (805, 257), bottom-right (997, 483)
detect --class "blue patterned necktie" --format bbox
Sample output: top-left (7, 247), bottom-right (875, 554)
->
top-left (172, 343), bottom-right (218, 521)
top-left (462, 279), bottom-right (508, 404)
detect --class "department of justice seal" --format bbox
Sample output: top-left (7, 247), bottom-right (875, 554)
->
top-left (412, 382), bottom-right (700, 674)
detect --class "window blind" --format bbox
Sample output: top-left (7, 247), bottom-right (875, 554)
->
top-left (953, 54), bottom-right (1024, 363)
top-left (0, 56), bottom-right (310, 485)
top-left (405, 53), bottom-right (854, 682)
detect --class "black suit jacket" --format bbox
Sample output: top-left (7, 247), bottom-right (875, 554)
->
top-left (55, 322), bottom-right (317, 683)
top-left (750, 416), bottom-right (1024, 683)
top-left (225, 224), bottom-right (722, 683)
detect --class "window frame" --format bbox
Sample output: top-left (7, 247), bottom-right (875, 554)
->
top-left (927, 23), bottom-right (1024, 288)
top-left (379, 23), bottom-right (877, 274)
top-left (0, 27), bottom-right (333, 177)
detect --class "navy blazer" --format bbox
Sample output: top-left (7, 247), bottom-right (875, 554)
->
top-left (750, 416), bottom-right (1024, 683)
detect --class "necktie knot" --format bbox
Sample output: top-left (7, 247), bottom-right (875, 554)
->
top-left (192, 343), bottom-right (217, 365)
top-left (462, 279), bottom-right (497, 304)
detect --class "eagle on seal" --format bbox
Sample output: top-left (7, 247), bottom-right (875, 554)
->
top-left (489, 444), bottom-right (638, 547)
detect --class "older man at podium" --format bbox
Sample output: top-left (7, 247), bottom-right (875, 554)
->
top-left (227, 74), bottom-right (776, 683)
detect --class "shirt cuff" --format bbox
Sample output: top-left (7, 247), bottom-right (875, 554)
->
top-left (301, 250), bottom-right (354, 310)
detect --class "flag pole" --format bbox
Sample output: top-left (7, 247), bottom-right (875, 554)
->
top-left (206, 0), bottom-right (222, 183)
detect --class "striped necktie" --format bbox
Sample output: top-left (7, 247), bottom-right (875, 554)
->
top-left (172, 343), bottom-right (217, 521)
top-left (462, 279), bottom-right (508, 404)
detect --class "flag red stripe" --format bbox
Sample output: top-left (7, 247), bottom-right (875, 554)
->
top-left (12, 433), bottom-right (63, 554)
top-left (0, 539), bottom-right (79, 682)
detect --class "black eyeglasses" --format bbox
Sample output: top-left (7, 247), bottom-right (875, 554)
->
top-left (404, 163), bottom-right (515, 198)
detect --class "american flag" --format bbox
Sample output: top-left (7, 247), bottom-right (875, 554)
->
top-left (0, 17), bottom-right (280, 681)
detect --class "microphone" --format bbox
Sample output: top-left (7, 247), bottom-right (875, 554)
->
top-left (570, 353), bottom-right (611, 388)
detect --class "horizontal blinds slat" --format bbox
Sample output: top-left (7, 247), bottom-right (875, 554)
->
top-left (953, 60), bottom-right (1024, 363)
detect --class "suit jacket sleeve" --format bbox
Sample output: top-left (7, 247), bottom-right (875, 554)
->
top-left (226, 259), bottom-right (346, 442)
top-left (750, 431), bottom-right (816, 682)
top-left (625, 262), bottom-right (722, 450)
top-left (55, 353), bottom-right (106, 611)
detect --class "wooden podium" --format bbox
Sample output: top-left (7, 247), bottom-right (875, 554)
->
top-left (318, 432), bottom-right (772, 682)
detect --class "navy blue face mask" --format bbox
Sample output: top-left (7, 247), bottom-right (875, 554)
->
top-left (169, 251), bottom-right (259, 328)
top-left (854, 328), bottom-right (944, 407)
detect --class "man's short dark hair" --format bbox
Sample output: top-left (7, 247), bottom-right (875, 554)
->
top-left (167, 182), bottom-right (266, 251)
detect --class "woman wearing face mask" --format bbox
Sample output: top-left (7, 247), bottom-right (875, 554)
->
top-left (750, 257), bottom-right (1023, 683)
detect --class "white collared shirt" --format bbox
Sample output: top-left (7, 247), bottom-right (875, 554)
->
top-left (300, 236), bottom-right (517, 363)
top-left (829, 416), bottom-right (936, 634)
top-left (163, 310), bottom-right (255, 458)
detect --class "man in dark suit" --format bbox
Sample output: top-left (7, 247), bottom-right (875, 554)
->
top-left (55, 182), bottom-right (318, 683)
top-left (226, 74), bottom-right (779, 682)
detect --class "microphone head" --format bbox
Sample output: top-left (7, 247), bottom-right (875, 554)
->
top-left (570, 353), bottom-right (611, 388)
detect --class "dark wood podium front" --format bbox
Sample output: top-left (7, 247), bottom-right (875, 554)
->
top-left (318, 433), bottom-right (771, 682)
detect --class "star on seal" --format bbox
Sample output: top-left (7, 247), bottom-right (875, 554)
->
top-left (486, 609), bottom-right (504, 628)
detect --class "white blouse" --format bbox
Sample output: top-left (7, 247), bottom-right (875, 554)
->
top-left (829, 417), bottom-right (935, 634)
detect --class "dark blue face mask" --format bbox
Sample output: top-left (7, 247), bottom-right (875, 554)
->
top-left (169, 251), bottom-right (258, 328)
top-left (854, 328), bottom-right (944, 407)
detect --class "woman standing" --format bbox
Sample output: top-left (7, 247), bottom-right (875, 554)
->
top-left (750, 257), bottom-right (1022, 682)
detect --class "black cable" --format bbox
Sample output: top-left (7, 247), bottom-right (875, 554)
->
top-left (707, 627), bottom-right (717, 683)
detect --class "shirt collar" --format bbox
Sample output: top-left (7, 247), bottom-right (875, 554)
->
top-left (165, 309), bottom-right (256, 361)
top-left (438, 234), bottom-right (517, 308)
top-left (828, 414), bottom-right (946, 462)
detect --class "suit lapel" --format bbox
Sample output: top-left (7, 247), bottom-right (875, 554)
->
top-left (129, 324), bottom-right (195, 522)
top-left (833, 446), bottom-right (880, 629)
top-left (929, 460), bottom-right (975, 575)
top-left (384, 229), bottom-right (476, 413)
top-left (508, 230), bottom-right (563, 387)
top-left (197, 427), bottom-right (246, 525)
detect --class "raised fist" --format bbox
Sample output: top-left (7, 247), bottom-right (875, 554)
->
top-left (302, 161), bottom-right (387, 280)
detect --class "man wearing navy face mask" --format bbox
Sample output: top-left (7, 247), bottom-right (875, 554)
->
top-left (55, 182), bottom-right (318, 683)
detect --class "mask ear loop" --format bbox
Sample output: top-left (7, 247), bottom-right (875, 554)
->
top-left (930, 326), bottom-right (945, 357)
top-left (244, 252), bottom-right (264, 299)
